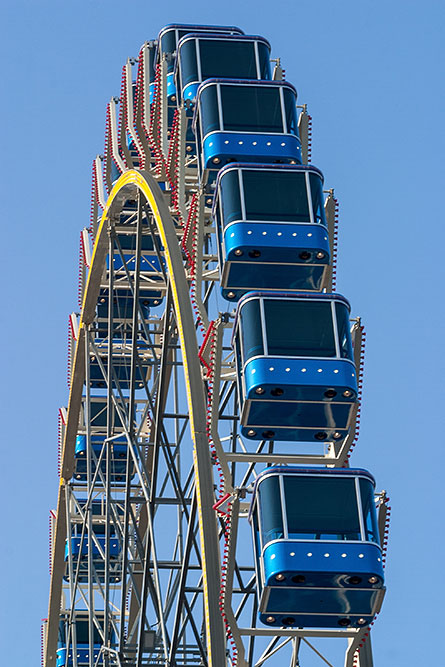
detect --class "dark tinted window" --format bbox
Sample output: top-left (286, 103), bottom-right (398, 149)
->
top-left (221, 85), bottom-right (284, 133)
top-left (284, 476), bottom-right (361, 540)
top-left (258, 475), bottom-right (284, 546)
top-left (74, 620), bottom-right (102, 645)
top-left (264, 299), bottom-right (336, 357)
top-left (179, 40), bottom-right (198, 87)
top-left (199, 85), bottom-right (220, 135)
top-left (240, 299), bottom-right (264, 361)
top-left (162, 29), bottom-right (202, 73)
top-left (200, 40), bottom-right (258, 80)
top-left (360, 478), bottom-right (380, 544)
top-left (258, 42), bottom-right (272, 79)
top-left (242, 170), bottom-right (309, 222)
top-left (58, 621), bottom-right (66, 646)
top-left (335, 302), bottom-right (353, 361)
top-left (161, 30), bottom-right (177, 56)
top-left (91, 522), bottom-right (106, 535)
top-left (251, 505), bottom-right (263, 577)
top-left (220, 169), bottom-right (242, 225)
top-left (283, 87), bottom-right (298, 136)
top-left (309, 172), bottom-right (327, 225)
top-left (160, 31), bottom-right (177, 73)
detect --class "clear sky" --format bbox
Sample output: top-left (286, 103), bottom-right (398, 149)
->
top-left (0, 1), bottom-right (444, 664)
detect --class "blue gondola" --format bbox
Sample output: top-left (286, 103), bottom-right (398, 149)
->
top-left (96, 288), bottom-right (152, 337)
top-left (109, 250), bottom-right (164, 274)
top-left (174, 34), bottom-right (271, 159)
top-left (64, 535), bottom-right (120, 580)
top-left (213, 163), bottom-right (330, 299)
top-left (88, 342), bottom-right (152, 389)
top-left (105, 233), bottom-right (165, 308)
top-left (73, 435), bottom-right (133, 484)
top-left (175, 33), bottom-right (271, 104)
top-left (193, 79), bottom-right (302, 186)
top-left (249, 466), bottom-right (385, 628)
top-left (64, 532), bottom-right (121, 583)
top-left (107, 232), bottom-right (163, 271)
top-left (156, 24), bottom-right (244, 104)
top-left (64, 500), bottom-right (122, 582)
top-left (232, 292), bottom-right (357, 442)
top-left (57, 612), bottom-right (116, 666)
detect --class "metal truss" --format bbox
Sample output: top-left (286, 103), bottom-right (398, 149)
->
top-left (44, 39), bottom-right (387, 667)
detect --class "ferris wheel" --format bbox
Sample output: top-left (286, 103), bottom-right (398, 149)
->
top-left (42, 22), bottom-right (391, 667)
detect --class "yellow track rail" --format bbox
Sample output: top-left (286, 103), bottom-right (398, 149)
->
top-left (45, 170), bottom-right (225, 666)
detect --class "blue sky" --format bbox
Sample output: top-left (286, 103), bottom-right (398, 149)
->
top-left (0, 0), bottom-right (444, 664)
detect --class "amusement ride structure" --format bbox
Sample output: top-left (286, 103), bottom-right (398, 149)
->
top-left (42, 22), bottom-right (391, 667)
